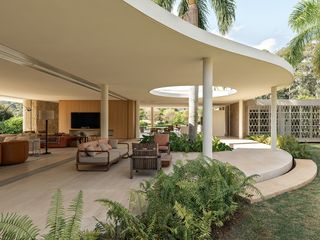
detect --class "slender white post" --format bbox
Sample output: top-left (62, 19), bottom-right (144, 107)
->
top-left (202, 57), bottom-right (213, 158)
top-left (238, 100), bottom-right (244, 139)
top-left (150, 107), bottom-right (154, 128)
top-left (100, 84), bottom-right (109, 138)
top-left (188, 86), bottom-right (199, 140)
top-left (136, 101), bottom-right (140, 139)
top-left (271, 86), bottom-right (277, 151)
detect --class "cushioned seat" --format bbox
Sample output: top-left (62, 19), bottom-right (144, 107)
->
top-left (0, 141), bottom-right (29, 165)
top-left (159, 146), bottom-right (169, 151)
top-left (76, 138), bottom-right (129, 171)
top-left (154, 134), bottom-right (170, 154)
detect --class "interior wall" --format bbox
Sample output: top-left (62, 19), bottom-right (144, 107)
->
top-left (213, 109), bottom-right (226, 137)
top-left (59, 100), bottom-right (136, 139)
top-left (230, 102), bottom-right (239, 137)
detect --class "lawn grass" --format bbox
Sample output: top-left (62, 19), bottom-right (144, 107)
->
top-left (218, 144), bottom-right (320, 240)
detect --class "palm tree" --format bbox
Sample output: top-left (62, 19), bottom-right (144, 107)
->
top-left (286, 0), bottom-right (320, 74)
top-left (153, 0), bottom-right (236, 140)
top-left (153, 0), bottom-right (236, 34)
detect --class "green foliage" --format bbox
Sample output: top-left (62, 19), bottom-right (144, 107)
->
top-left (94, 199), bottom-right (149, 239)
top-left (0, 116), bottom-right (23, 134)
top-left (169, 132), bottom-right (232, 152)
top-left (61, 191), bottom-right (83, 240)
top-left (0, 190), bottom-right (84, 240)
top-left (0, 213), bottom-right (39, 240)
top-left (46, 189), bottom-right (65, 239)
top-left (277, 135), bottom-right (309, 159)
top-left (139, 120), bottom-right (148, 127)
top-left (140, 133), bottom-right (232, 152)
top-left (248, 135), bottom-right (309, 159)
top-left (154, 0), bottom-right (236, 35)
top-left (0, 104), bottom-right (14, 122)
top-left (277, 44), bottom-right (320, 99)
top-left (139, 135), bottom-right (154, 144)
top-left (172, 110), bottom-right (187, 126)
top-left (285, 0), bottom-right (320, 76)
top-left (94, 157), bottom-right (257, 239)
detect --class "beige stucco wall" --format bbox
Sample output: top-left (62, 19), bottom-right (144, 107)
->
top-left (230, 102), bottom-right (239, 137)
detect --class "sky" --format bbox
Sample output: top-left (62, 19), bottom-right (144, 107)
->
top-left (174, 0), bottom-right (300, 53)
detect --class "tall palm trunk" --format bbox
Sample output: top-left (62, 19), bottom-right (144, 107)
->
top-left (184, 1), bottom-right (199, 141)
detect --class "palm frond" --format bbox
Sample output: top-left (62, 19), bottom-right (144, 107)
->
top-left (197, 0), bottom-right (209, 30)
top-left (0, 213), bottom-right (39, 240)
top-left (178, 0), bottom-right (209, 30)
top-left (153, 0), bottom-right (176, 12)
top-left (286, 26), bottom-right (319, 66)
top-left (61, 191), bottom-right (83, 240)
top-left (289, 0), bottom-right (320, 33)
top-left (312, 43), bottom-right (320, 75)
top-left (211, 0), bottom-right (236, 35)
top-left (178, 0), bottom-right (188, 18)
top-left (96, 199), bottom-right (148, 239)
top-left (45, 189), bottom-right (65, 240)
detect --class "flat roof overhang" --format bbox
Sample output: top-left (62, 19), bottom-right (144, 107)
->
top-left (0, 0), bottom-right (293, 104)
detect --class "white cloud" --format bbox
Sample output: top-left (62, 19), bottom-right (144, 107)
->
top-left (253, 38), bottom-right (277, 52)
top-left (232, 25), bottom-right (245, 32)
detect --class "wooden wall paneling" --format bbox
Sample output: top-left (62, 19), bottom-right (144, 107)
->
top-left (59, 100), bottom-right (132, 139)
top-left (127, 100), bottom-right (136, 139)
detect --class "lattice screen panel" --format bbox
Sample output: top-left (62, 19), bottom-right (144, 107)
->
top-left (248, 105), bottom-right (320, 141)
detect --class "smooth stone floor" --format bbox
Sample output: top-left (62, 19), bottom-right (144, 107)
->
top-left (0, 140), bottom-right (293, 232)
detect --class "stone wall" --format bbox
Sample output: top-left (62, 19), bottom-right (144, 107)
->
top-left (23, 100), bottom-right (59, 134)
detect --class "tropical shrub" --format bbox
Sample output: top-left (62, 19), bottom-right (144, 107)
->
top-left (0, 189), bottom-right (84, 240)
top-left (140, 133), bottom-right (232, 152)
top-left (0, 158), bottom-right (257, 239)
top-left (170, 133), bottom-right (232, 152)
top-left (248, 134), bottom-right (309, 158)
top-left (93, 156), bottom-right (258, 239)
top-left (0, 116), bottom-right (23, 134)
top-left (277, 135), bottom-right (309, 159)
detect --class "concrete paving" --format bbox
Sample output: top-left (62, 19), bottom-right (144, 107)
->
top-left (0, 139), bottom-right (316, 232)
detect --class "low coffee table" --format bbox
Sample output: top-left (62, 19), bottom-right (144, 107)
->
top-left (161, 153), bottom-right (172, 168)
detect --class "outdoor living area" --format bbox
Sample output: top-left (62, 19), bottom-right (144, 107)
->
top-left (0, 0), bottom-right (320, 239)
top-left (1, 138), bottom-right (315, 233)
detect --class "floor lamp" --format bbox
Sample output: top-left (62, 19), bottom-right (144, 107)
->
top-left (39, 110), bottom-right (54, 154)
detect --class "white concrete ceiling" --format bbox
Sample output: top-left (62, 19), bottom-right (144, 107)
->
top-left (0, 0), bottom-right (293, 104)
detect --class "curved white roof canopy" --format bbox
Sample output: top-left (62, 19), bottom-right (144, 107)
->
top-left (0, 0), bottom-right (293, 104)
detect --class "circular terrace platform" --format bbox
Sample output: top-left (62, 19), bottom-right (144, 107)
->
top-left (213, 149), bottom-right (293, 182)
top-left (171, 140), bottom-right (293, 183)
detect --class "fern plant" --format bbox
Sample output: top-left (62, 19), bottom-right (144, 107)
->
top-left (0, 189), bottom-right (83, 240)
top-left (92, 156), bottom-right (258, 239)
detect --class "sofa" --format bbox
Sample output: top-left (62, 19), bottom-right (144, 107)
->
top-left (0, 140), bottom-right (29, 165)
top-left (76, 139), bottom-right (129, 171)
top-left (39, 134), bottom-right (78, 148)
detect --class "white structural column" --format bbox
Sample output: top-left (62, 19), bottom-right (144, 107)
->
top-left (135, 100), bottom-right (140, 139)
top-left (238, 100), bottom-right (244, 139)
top-left (188, 85), bottom-right (199, 140)
top-left (202, 57), bottom-right (213, 158)
top-left (100, 84), bottom-right (109, 138)
top-left (271, 86), bottom-right (277, 151)
top-left (150, 107), bottom-right (154, 128)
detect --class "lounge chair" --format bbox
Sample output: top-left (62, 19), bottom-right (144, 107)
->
top-left (154, 133), bottom-right (170, 154)
top-left (130, 143), bottom-right (161, 178)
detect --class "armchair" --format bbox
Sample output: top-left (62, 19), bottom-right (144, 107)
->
top-left (130, 143), bottom-right (161, 178)
top-left (154, 133), bottom-right (170, 154)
